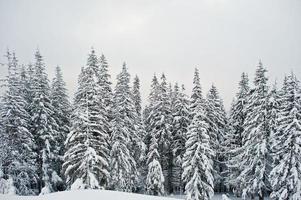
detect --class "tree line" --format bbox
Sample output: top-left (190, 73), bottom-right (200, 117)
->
top-left (0, 48), bottom-right (300, 200)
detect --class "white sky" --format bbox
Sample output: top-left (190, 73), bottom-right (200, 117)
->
top-left (0, 0), bottom-right (300, 109)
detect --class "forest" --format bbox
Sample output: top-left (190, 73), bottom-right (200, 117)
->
top-left (0, 48), bottom-right (300, 200)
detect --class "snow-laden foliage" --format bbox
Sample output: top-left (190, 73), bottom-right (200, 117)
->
top-left (190, 68), bottom-right (204, 120)
top-left (109, 63), bottom-right (138, 192)
top-left (225, 72), bottom-right (250, 195)
top-left (2, 48), bottom-right (301, 200)
top-left (182, 99), bottom-right (214, 200)
top-left (63, 49), bottom-right (110, 190)
top-left (51, 66), bottom-right (71, 190)
top-left (0, 51), bottom-right (38, 195)
top-left (146, 134), bottom-right (165, 195)
top-left (29, 50), bottom-right (62, 194)
top-left (237, 61), bottom-right (272, 199)
top-left (144, 74), bottom-right (173, 193)
top-left (132, 75), bottom-right (147, 191)
top-left (269, 73), bottom-right (301, 200)
top-left (170, 83), bottom-right (190, 193)
top-left (206, 84), bottom-right (228, 193)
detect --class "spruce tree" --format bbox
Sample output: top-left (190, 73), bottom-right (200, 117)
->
top-left (109, 63), bottom-right (138, 192)
top-left (63, 50), bottom-right (110, 190)
top-left (97, 54), bottom-right (113, 139)
top-left (238, 61), bottom-right (272, 200)
top-left (0, 51), bottom-right (38, 195)
top-left (132, 75), bottom-right (147, 191)
top-left (145, 134), bottom-right (165, 196)
top-left (190, 68), bottom-right (204, 119)
top-left (206, 84), bottom-right (228, 193)
top-left (226, 72), bottom-right (250, 195)
top-left (182, 98), bottom-right (214, 200)
top-left (171, 83), bottom-right (190, 194)
top-left (50, 66), bottom-right (71, 190)
top-left (154, 74), bottom-right (173, 193)
top-left (29, 50), bottom-right (62, 194)
top-left (270, 73), bottom-right (301, 200)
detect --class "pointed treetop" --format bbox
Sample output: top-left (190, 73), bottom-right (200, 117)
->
top-left (193, 68), bottom-right (200, 86)
top-left (181, 84), bottom-right (186, 92)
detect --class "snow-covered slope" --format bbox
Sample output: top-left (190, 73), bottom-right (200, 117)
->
top-left (0, 190), bottom-right (181, 200)
top-left (0, 190), bottom-right (249, 200)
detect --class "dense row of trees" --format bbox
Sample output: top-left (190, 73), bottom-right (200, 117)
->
top-left (0, 49), bottom-right (300, 200)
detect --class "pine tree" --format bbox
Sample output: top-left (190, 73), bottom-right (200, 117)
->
top-left (153, 74), bottom-right (173, 193)
top-left (182, 98), bottom-right (214, 200)
top-left (145, 134), bottom-right (165, 195)
top-left (109, 63), bottom-right (138, 192)
top-left (270, 73), bottom-right (301, 200)
top-left (171, 83), bottom-right (190, 194)
top-left (190, 68), bottom-right (204, 119)
top-left (238, 61), bottom-right (272, 200)
top-left (29, 50), bottom-right (62, 194)
top-left (63, 50), bottom-right (110, 190)
top-left (132, 75), bottom-right (147, 191)
top-left (144, 74), bottom-right (160, 147)
top-left (0, 51), bottom-right (38, 195)
top-left (50, 66), bottom-right (71, 190)
top-left (226, 72), bottom-right (250, 195)
top-left (206, 84), bottom-right (228, 193)
top-left (132, 75), bottom-right (142, 117)
top-left (97, 54), bottom-right (113, 139)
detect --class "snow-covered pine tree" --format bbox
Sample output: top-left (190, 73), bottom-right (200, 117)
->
top-left (154, 74), bottom-right (173, 193)
top-left (145, 133), bottom-right (165, 196)
top-left (238, 61), bottom-right (272, 200)
top-left (19, 64), bottom-right (34, 111)
top-left (29, 50), bottom-right (62, 194)
top-left (133, 75), bottom-right (142, 117)
top-left (171, 83), bottom-right (190, 194)
top-left (182, 97), bottom-right (214, 200)
top-left (226, 72), bottom-right (250, 195)
top-left (190, 68), bottom-right (204, 120)
top-left (144, 74), bottom-right (160, 148)
top-left (143, 74), bottom-right (160, 191)
top-left (63, 50), bottom-right (110, 190)
top-left (50, 66), bottom-right (71, 190)
top-left (97, 54), bottom-right (113, 137)
top-left (0, 51), bottom-right (38, 195)
top-left (269, 73), bottom-right (301, 200)
top-left (206, 84), bottom-right (228, 193)
top-left (132, 75), bottom-right (147, 192)
top-left (109, 63), bottom-right (138, 192)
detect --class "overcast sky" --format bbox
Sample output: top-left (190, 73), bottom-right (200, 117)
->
top-left (0, 0), bottom-right (300, 109)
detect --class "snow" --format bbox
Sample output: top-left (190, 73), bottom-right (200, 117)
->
top-left (0, 190), bottom-right (270, 200)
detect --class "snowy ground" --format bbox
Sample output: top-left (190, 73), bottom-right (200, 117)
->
top-left (0, 190), bottom-right (268, 200)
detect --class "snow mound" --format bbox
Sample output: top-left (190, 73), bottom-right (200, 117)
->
top-left (0, 190), bottom-right (180, 200)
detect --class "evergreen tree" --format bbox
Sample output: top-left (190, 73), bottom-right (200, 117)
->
top-left (145, 134), bottom-right (165, 196)
top-left (0, 51), bottom-right (38, 195)
top-left (97, 54), bottom-right (113, 139)
top-left (29, 50), bottom-right (62, 194)
top-left (132, 75), bottom-right (142, 117)
top-left (63, 50), bottom-right (110, 190)
top-left (132, 75), bottom-right (147, 191)
top-left (171, 83), bottom-right (190, 194)
top-left (154, 74), bottom-right (173, 193)
top-left (182, 98), bottom-right (214, 200)
top-left (109, 63), bottom-right (138, 192)
top-left (190, 68), bottom-right (204, 119)
top-left (50, 66), bottom-right (71, 190)
top-left (226, 72), bottom-right (250, 195)
top-left (270, 73), bottom-right (301, 200)
top-left (206, 84), bottom-right (228, 193)
top-left (238, 61), bottom-right (272, 200)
